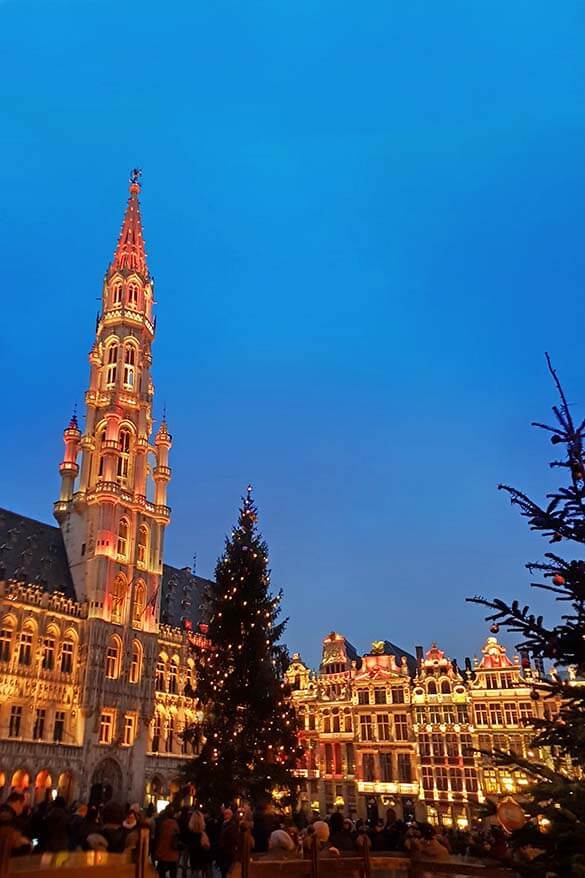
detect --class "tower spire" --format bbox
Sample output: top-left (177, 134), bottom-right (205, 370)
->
top-left (110, 169), bottom-right (148, 278)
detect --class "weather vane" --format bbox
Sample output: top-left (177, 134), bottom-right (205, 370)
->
top-left (130, 168), bottom-right (142, 185)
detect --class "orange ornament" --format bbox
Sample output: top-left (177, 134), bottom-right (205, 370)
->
top-left (553, 574), bottom-right (565, 585)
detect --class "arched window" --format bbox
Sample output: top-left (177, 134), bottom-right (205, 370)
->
top-left (127, 283), bottom-right (139, 308)
top-left (60, 635), bottom-right (75, 673)
top-left (0, 621), bottom-right (15, 663)
top-left (42, 629), bottom-right (58, 671)
top-left (96, 428), bottom-right (106, 479)
top-left (117, 430), bottom-right (131, 486)
top-left (166, 715), bottom-right (175, 752)
top-left (427, 679), bottom-right (437, 695)
top-left (123, 344), bottom-right (137, 389)
top-left (129, 640), bottom-right (142, 684)
top-left (18, 623), bottom-right (35, 666)
top-left (112, 282), bottom-right (123, 306)
top-left (168, 660), bottom-right (179, 694)
top-left (440, 679), bottom-right (451, 695)
top-left (105, 342), bottom-right (119, 387)
top-left (105, 635), bottom-right (121, 679)
top-left (151, 715), bottom-right (162, 752)
top-left (117, 518), bottom-right (129, 559)
top-left (110, 573), bottom-right (127, 623)
top-left (155, 658), bottom-right (166, 692)
top-left (133, 580), bottom-right (146, 625)
top-left (137, 525), bottom-right (149, 568)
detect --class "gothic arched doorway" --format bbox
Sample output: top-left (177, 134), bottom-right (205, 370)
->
top-left (90, 758), bottom-right (123, 805)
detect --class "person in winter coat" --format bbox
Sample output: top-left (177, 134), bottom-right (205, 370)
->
top-left (154, 807), bottom-right (180, 878)
top-left (187, 810), bottom-right (212, 877)
top-left (43, 797), bottom-right (69, 852)
top-left (216, 810), bottom-right (238, 878)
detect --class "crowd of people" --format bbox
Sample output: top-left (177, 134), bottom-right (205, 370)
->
top-left (0, 791), bottom-right (515, 876)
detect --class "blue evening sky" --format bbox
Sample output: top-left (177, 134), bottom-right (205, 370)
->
top-left (2, 1), bottom-right (585, 668)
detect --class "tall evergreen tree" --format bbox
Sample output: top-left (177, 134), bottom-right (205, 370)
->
top-left (183, 486), bottom-right (300, 810)
top-left (469, 356), bottom-right (585, 876)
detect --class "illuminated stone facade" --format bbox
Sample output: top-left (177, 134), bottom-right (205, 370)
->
top-left (288, 632), bottom-right (560, 826)
top-left (0, 176), bottom-right (209, 807)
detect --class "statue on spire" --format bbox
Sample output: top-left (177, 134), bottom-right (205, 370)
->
top-left (130, 168), bottom-right (142, 186)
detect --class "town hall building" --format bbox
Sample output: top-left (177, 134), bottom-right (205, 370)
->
top-left (0, 173), bottom-right (210, 807)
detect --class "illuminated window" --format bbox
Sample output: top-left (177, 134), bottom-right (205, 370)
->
top-left (450, 769), bottom-right (464, 792)
top-left (325, 743), bottom-right (333, 773)
top-left (53, 711), bottom-right (65, 742)
top-left (322, 712), bottom-right (331, 733)
top-left (440, 679), bottom-right (451, 695)
top-left (380, 753), bottom-right (393, 782)
top-left (60, 640), bottom-right (74, 673)
top-left (33, 709), bottom-right (45, 740)
top-left (374, 687), bottom-right (387, 704)
top-left (123, 714), bottom-right (136, 747)
top-left (111, 574), bottom-right (126, 623)
top-left (397, 753), bottom-right (412, 783)
top-left (419, 734), bottom-right (431, 758)
top-left (137, 526), bottom-right (149, 568)
top-left (445, 733), bottom-right (459, 757)
top-left (489, 703), bottom-right (503, 726)
top-left (464, 768), bottom-right (478, 793)
top-left (133, 580), bottom-right (146, 625)
top-left (359, 715), bottom-right (374, 742)
top-left (392, 687), bottom-right (405, 704)
top-left (0, 626), bottom-right (13, 662)
top-left (432, 733), bottom-right (445, 757)
top-left (427, 680), bottom-right (437, 695)
top-left (362, 754), bottom-right (375, 782)
top-left (166, 715), bottom-right (175, 752)
top-left (112, 282), bottom-right (123, 305)
top-left (155, 659), bottom-right (166, 692)
top-left (343, 712), bottom-right (352, 733)
top-left (106, 343), bottom-right (118, 387)
top-left (168, 661), bottom-right (179, 694)
top-left (504, 702), bottom-right (519, 725)
top-left (519, 702), bottom-right (533, 722)
top-left (421, 766), bottom-right (434, 792)
top-left (9, 706), bottom-right (22, 737)
top-left (430, 705), bottom-right (442, 724)
top-left (457, 705), bottom-right (469, 724)
top-left (474, 703), bottom-right (489, 725)
top-left (123, 345), bottom-right (136, 389)
top-left (346, 743), bottom-right (355, 774)
top-left (483, 768), bottom-right (498, 794)
top-left (460, 733), bottom-right (473, 755)
top-left (117, 430), bottom-right (131, 486)
top-left (443, 705), bottom-right (455, 724)
top-left (394, 713), bottom-right (409, 741)
top-left (129, 641), bottom-right (142, 683)
top-left (99, 711), bottom-right (114, 745)
top-left (18, 628), bottom-right (34, 666)
top-left (97, 429), bottom-right (106, 479)
top-left (435, 766), bottom-right (449, 791)
top-left (332, 710), bottom-right (340, 733)
top-left (357, 689), bottom-right (370, 705)
top-left (127, 283), bottom-right (139, 308)
top-left (105, 637), bottom-right (121, 679)
top-left (42, 636), bottom-right (56, 670)
top-left (117, 518), bottom-right (129, 558)
top-left (415, 707), bottom-right (427, 725)
top-left (377, 714), bottom-right (391, 741)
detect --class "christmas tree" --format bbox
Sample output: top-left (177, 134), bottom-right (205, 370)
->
top-left (469, 356), bottom-right (585, 876)
top-left (183, 486), bottom-right (300, 810)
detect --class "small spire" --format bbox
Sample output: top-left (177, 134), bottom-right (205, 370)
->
top-left (68, 404), bottom-right (79, 430)
top-left (110, 169), bottom-right (148, 278)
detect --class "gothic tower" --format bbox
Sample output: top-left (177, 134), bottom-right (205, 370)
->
top-left (54, 171), bottom-right (171, 634)
top-left (53, 173), bottom-right (172, 798)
